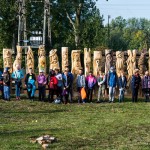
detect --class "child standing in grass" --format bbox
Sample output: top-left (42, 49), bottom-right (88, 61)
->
top-left (97, 71), bottom-right (106, 103)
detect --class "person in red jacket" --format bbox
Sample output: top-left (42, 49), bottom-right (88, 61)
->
top-left (47, 70), bottom-right (58, 102)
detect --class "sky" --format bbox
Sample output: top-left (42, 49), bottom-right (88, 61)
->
top-left (96, 0), bottom-right (150, 25)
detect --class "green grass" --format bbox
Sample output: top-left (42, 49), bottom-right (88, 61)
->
top-left (1, 98), bottom-right (150, 150)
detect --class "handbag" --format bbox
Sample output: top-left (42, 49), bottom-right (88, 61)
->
top-left (81, 87), bottom-right (87, 100)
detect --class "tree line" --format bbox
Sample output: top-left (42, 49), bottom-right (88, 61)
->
top-left (0, 0), bottom-right (150, 54)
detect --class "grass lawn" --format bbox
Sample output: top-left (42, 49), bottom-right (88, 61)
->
top-left (0, 98), bottom-right (150, 150)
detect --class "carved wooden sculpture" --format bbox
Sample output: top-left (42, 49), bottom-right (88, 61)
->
top-left (93, 51), bottom-right (102, 76)
top-left (62, 47), bottom-right (68, 71)
top-left (3, 48), bottom-right (13, 73)
top-left (71, 50), bottom-right (82, 75)
top-left (13, 46), bottom-right (22, 71)
top-left (105, 49), bottom-right (113, 74)
top-left (132, 49), bottom-right (137, 72)
top-left (116, 51), bottom-right (124, 76)
top-left (126, 49), bottom-right (137, 86)
top-left (38, 45), bottom-right (46, 73)
top-left (49, 49), bottom-right (59, 70)
top-left (26, 46), bottom-right (34, 72)
top-left (84, 48), bottom-right (91, 76)
top-left (138, 50), bottom-right (146, 76)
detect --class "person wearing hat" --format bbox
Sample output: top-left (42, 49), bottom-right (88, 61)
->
top-left (11, 65), bottom-right (24, 100)
top-left (25, 68), bottom-right (36, 100)
top-left (3, 67), bottom-right (11, 100)
top-left (37, 69), bottom-right (47, 101)
top-left (107, 66), bottom-right (118, 103)
top-left (131, 69), bottom-right (141, 102)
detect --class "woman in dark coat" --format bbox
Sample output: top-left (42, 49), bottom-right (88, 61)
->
top-left (131, 69), bottom-right (141, 102)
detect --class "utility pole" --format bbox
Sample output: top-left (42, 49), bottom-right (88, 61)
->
top-left (43, 0), bottom-right (52, 46)
top-left (107, 15), bottom-right (111, 48)
top-left (17, 0), bottom-right (27, 46)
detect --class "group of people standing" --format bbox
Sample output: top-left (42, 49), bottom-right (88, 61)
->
top-left (0, 65), bottom-right (150, 103)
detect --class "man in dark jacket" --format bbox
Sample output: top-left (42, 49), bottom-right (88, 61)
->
top-left (131, 69), bottom-right (141, 102)
top-left (62, 69), bottom-right (72, 104)
top-left (25, 68), bottom-right (36, 100)
top-left (3, 67), bottom-right (11, 100)
top-left (107, 67), bottom-right (118, 103)
top-left (118, 71), bottom-right (127, 102)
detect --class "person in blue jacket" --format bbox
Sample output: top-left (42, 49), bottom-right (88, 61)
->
top-left (63, 67), bottom-right (74, 103)
top-left (25, 68), bottom-right (36, 101)
top-left (131, 69), bottom-right (141, 102)
top-left (118, 71), bottom-right (127, 102)
top-left (11, 65), bottom-right (24, 100)
top-left (107, 67), bottom-right (118, 103)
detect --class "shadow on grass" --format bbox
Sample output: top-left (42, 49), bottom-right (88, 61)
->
top-left (0, 128), bottom-right (59, 137)
top-left (1, 109), bottom-right (66, 114)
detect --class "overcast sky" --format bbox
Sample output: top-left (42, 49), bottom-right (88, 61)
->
top-left (96, 0), bottom-right (150, 25)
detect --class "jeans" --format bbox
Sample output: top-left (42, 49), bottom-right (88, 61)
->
top-left (119, 88), bottom-right (125, 102)
top-left (15, 85), bottom-right (21, 97)
top-left (27, 84), bottom-right (36, 99)
top-left (3, 85), bottom-right (10, 100)
top-left (109, 87), bottom-right (116, 102)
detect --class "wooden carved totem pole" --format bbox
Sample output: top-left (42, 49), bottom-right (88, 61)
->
top-left (26, 46), bottom-right (34, 72)
top-left (71, 50), bottom-right (82, 75)
top-left (3, 48), bottom-right (13, 73)
top-left (116, 51), bottom-right (124, 76)
top-left (38, 45), bottom-right (46, 73)
top-left (93, 51), bottom-right (102, 76)
top-left (138, 50), bottom-right (146, 77)
top-left (84, 48), bottom-right (91, 76)
top-left (13, 46), bottom-right (22, 71)
top-left (49, 49), bottom-right (60, 70)
top-left (105, 49), bottom-right (113, 74)
top-left (61, 47), bottom-right (69, 72)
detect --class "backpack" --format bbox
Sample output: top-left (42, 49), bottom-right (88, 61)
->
top-left (49, 77), bottom-right (58, 89)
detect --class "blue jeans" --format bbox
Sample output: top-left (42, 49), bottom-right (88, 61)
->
top-left (3, 85), bottom-right (10, 100)
top-left (119, 88), bottom-right (125, 102)
top-left (15, 85), bottom-right (21, 97)
top-left (109, 87), bottom-right (116, 102)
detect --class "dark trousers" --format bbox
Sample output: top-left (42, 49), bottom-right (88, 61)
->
top-left (0, 85), bottom-right (4, 99)
top-left (64, 94), bottom-right (69, 104)
top-left (69, 86), bottom-right (73, 102)
top-left (38, 86), bottom-right (45, 101)
top-left (57, 86), bottom-right (63, 102)
top-left (27, 91), bottom-right (34, 100)
top-left (132, 88), bottom-right (139, 102)
top-left (87, 88), bottom-right (93, 102)
top-left (77, 87), bottom-right (82, 103)
top-left (143, 88), bottom-right (150, 102)
top-left (48, 89), bottom-right (55, 102)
